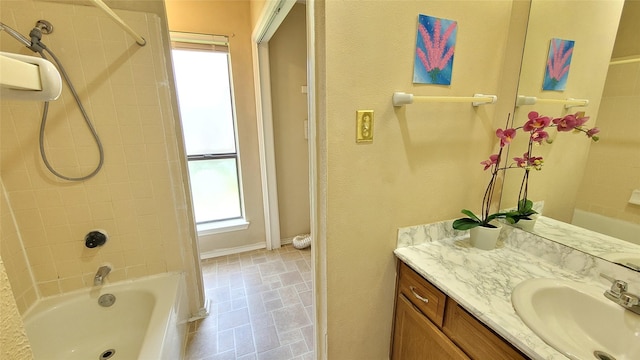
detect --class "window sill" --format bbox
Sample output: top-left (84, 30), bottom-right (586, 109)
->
top-left (197, 218), bottom-right (250, 236)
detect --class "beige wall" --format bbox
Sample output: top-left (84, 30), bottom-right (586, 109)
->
top-left (0, 0), bottom-right (200, 316)
top-left (165, 0), bottom-right (267, 253)
top-left (501, 0), bottom-right (624, 222)
top-left (0, 258), bottom-right (33, 360)
top-left (270, 3), bottom-right (310, 240)
top-left (612, 0), bottom-right (640, 59)
top-left (576, 0), bottom-right (640, 225)
top-left (250, 0), bottom-right (267, 30)
top-left (316, 1), bottom-right (523, 357)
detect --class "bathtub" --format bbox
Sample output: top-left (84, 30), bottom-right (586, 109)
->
top-left (572, 209), bottom-right (640, 245)
top-left (23, 272), bottom-right (188, 360)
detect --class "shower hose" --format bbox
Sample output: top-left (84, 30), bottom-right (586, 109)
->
top-left (1, 21), bottom-right (104, 181)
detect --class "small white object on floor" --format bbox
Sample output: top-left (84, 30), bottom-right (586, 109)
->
top-left (293, 234), bottom-right (312, 249)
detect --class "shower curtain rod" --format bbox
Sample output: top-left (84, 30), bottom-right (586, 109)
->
top-left (609, 55), bottom-right (640, 66)
top-left (89, 0), bottom-right (146, 46)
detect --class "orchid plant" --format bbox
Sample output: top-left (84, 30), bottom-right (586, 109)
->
top-left (452, 111), bottom-right (600, 231)
top-left (451, 119), bottom-right (514, 230)
top-left (503, 111), bottom-right (599, 224)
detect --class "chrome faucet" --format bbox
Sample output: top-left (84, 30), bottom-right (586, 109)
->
top-left (600, 273), bottom-right (640, 315)
top-left (94, 265), bottom-right (112, 286)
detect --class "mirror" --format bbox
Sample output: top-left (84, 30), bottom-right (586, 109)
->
top-left (501, 0), bottom-right (640, 270)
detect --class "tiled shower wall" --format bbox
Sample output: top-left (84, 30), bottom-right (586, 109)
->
top-left (576, 60), bottom-right (640, 224)
top-left (0, 0), bottom-right (198, 314)
top-left (1, 181), bottom-right (36, 312)
top-left (575, 2), bottom-right (640, 225)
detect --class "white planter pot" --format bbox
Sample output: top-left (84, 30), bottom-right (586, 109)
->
top-left (470, 225), bottom-right (501, 250)
top-left (514, 214), bottom-right (539, 232)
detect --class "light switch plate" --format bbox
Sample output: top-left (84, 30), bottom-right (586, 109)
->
top-left (356, 110), bottom-right (374, 143)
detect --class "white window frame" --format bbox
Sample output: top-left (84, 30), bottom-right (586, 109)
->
top-left (170, 31), bottom-right (249, 234)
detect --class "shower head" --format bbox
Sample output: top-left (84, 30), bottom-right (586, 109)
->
top-left (0, 22), bottom-right (31, 47)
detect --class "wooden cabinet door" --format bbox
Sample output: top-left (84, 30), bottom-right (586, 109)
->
top-left (392, 294), bottom-right (470, 360)
top-left (443, 298), bottom-right (528, 360)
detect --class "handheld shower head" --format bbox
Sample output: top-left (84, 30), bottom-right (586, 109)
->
top-left (0, 22), bottom-right (31, 47)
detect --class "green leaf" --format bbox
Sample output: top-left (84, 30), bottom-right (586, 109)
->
top-left (452, 218), bottom-right (481, 230)
top-left (517, 199), bottom-right (530, 211)
top-left (523, 199), bottom-right (533, 211)
top-left (460, 209), bottom-right (481, 222)
top-left (516, 199), bottom-right (538, 216)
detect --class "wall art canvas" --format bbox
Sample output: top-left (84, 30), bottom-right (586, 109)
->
top-left (543, 38), bottom-right (575, 91)
top-left (413, 14), bottom-right (458, 85)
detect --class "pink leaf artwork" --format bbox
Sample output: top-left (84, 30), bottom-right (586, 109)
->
top-left (413, 15), bottom-right (458, 84)
top-left (543, 38), bottom-right (575, 91)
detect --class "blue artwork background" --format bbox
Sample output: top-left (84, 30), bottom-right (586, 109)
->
top-left (542, 38), bottom-right (575, 91)
top-left (413, 14), bottom-right (457, 85)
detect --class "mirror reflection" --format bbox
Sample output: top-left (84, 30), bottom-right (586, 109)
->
top-left (501, 0), bottom-right (640, 269)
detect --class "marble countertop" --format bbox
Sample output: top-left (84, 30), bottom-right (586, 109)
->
top-left (532, 216), bottom-right (640, 257)
top-left (394, 220), bottom-right (640, 360)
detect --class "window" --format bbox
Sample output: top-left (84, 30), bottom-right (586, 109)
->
top-left (171, 32), bottom-right (243, 225)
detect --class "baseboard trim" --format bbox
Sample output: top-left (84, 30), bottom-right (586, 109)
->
top-left (199, 242), bottom-right (266, 260)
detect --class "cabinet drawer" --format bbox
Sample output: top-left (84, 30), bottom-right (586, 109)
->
top-left (392, 294), bottom-right (470, 360)
top-left (398, 262), bottom-right (447, 327)
top-left (443, 298), bottom-right (528, 360)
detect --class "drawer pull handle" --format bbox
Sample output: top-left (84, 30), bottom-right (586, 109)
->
top-left (409, 286), bottom-right (429, 303)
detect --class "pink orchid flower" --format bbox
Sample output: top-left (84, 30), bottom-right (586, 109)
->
top-left (574, 113), bottom-right (590, 127)
top-left (480, 154), bottom-right (499, 170)
top-left (553, 114), bottom-right (578, 132)
top-left (524, 112), bottom-right (551, 132)
top-left (496, 128), bottom-right (517, 147)
top-left (586, 127), bottom-right (600, 138)
top-left (513, 153), bottom-right (529, 168)
top-left (530, 129), bottom-right (549, 143)
top-left (514, 152), bottom-right (544, 169)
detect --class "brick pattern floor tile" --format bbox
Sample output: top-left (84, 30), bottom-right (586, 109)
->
top-left (185, 245), bottom-right (314, 360)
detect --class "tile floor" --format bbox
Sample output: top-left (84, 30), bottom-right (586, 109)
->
top-left (185, 245), bottom-right (314, 360)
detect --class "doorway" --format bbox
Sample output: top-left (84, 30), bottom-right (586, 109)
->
top-left (252, 0), bottom-right (319, 357)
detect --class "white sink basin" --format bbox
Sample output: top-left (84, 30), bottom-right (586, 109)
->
top-left (512, 278), bottom-right (640, 360)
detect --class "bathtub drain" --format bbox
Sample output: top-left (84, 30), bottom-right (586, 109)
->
top-left (99, 349), bottom-right (116, 360)
top-left (98, 293), bottom-right (116, 307)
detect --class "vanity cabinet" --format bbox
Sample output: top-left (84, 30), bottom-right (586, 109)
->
top-left (391, 261), bottom-right (529, 360)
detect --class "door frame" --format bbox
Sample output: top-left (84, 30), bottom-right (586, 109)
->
top-left (251, 0), bottom-right (324, 357)
top-left (251, 0), bottom-right (294, 251)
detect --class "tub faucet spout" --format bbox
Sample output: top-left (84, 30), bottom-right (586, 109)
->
top-left (94, 265), bottom-right (111, 286)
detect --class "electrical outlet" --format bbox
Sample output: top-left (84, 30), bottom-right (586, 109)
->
top-left (356, 110), bottom-right (374, 143)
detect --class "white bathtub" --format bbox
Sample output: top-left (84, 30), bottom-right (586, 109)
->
top-left (23, 272), bottom-right (188, 360)
top-left (572, 209), bottom-right (640, 245)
